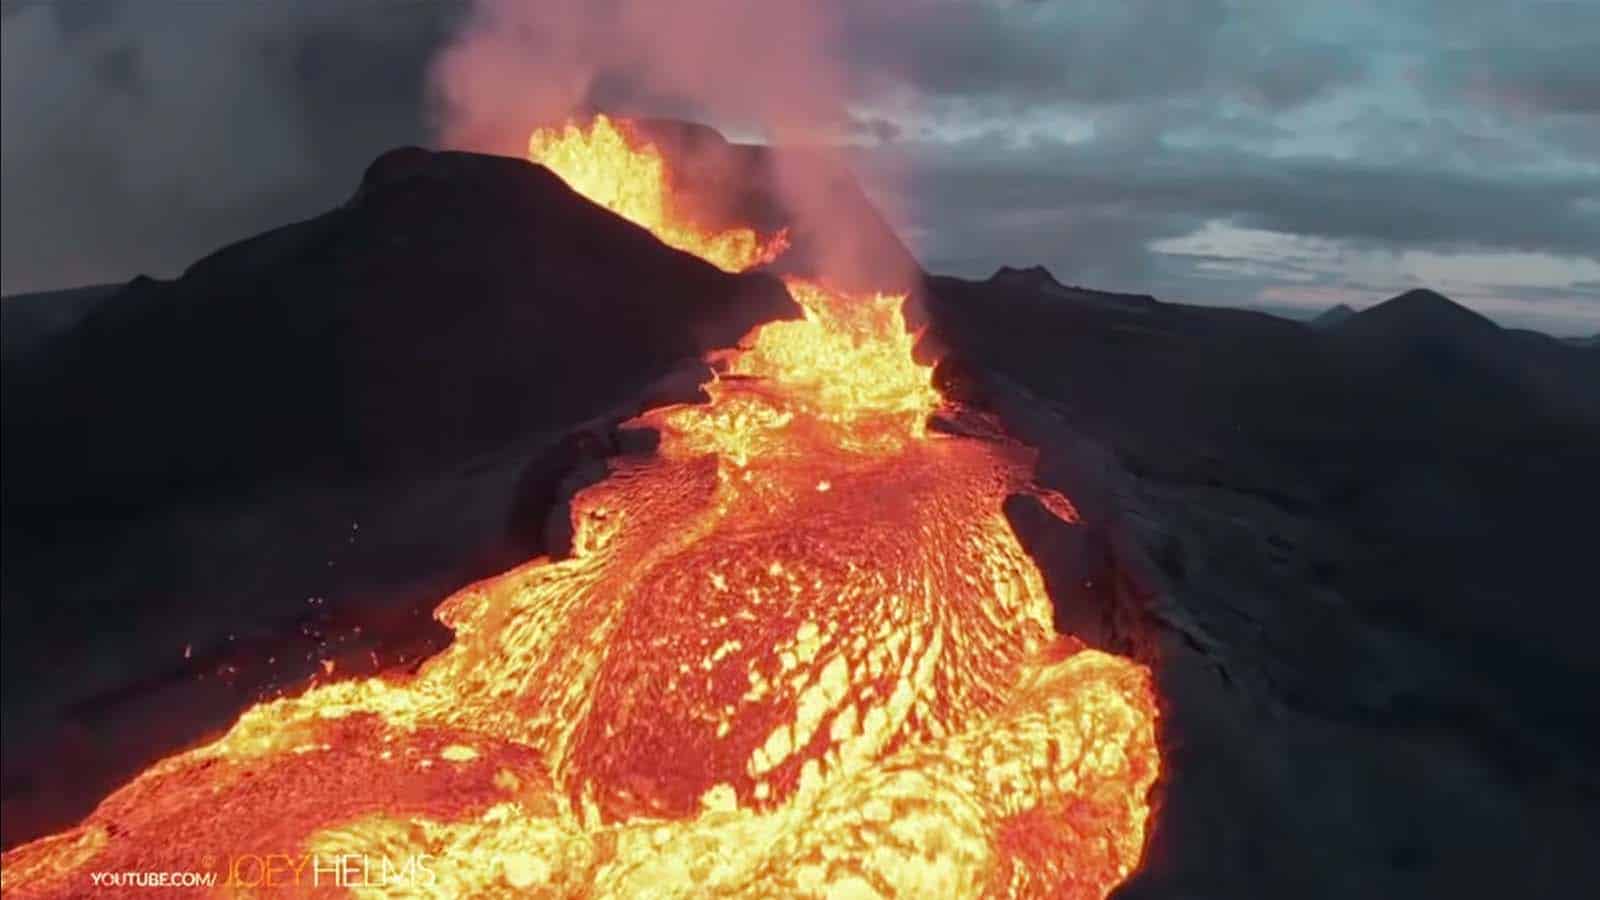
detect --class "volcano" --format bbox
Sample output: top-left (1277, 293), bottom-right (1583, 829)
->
top-left (2, 117), bottom-right (1159, 898)
top-left (5, 115), bottom-right (1599, 900)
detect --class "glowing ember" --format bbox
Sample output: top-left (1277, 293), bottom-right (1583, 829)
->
top-left (528, 114), bottom-right (789, 273)
top-left (1, 116), bottom-right (1158, 899)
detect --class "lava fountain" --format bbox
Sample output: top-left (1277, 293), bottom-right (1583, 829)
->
top-left (1, 116), bottom-right (1159, 899)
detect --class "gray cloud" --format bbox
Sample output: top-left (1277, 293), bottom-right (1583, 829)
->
top-left (1426, 43), bottom-right (1600, 116)
top-left (881, 132), bottom-right (1598, 258)
top-left (1, 0), bottom-right (456, 293)
top-left (1, 0), bottom-right (1596, 329)
top-left (1401, 1), bottom-right (1600, 160)
top-left (835, 0), bottom-right (1362, 112)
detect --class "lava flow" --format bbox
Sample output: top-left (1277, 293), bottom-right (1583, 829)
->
top-left (527, 115), bottom-right (789, 273)
top-left (1, 116), bottom-right (1158, 899)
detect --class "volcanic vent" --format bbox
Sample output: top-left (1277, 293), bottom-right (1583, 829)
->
top-left (1, 116), bottom-right (1159, 898)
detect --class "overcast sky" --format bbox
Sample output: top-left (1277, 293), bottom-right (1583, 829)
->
top-left (3, 0), bottom-right (1596, 333)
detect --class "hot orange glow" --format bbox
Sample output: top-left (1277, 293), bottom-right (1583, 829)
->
top-left (1, 116), bottom-right (1158, 899)
top-left (527, 114), bottom-right (789, 273)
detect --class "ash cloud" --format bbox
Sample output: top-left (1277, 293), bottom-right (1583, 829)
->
top-left (429, 0), bottom-right (850, 150)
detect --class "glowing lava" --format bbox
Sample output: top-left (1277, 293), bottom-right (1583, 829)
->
top-left (1, 117), bottom-right (1158, 899)
top-left (528, 115), bottom-right (789, 273)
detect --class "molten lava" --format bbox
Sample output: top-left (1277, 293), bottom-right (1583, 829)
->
top-left (1, 116), bottom-right (1159, 899)
top-left (528, 115), bottom-right (789, 273)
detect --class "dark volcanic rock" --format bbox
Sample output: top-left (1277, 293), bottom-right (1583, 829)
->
top-left (0, 284), bottom-right (119, 363)
top-left (3, 148), bottom-right (795, 514)
top-left (925, 272), bottom-right (1600, 897)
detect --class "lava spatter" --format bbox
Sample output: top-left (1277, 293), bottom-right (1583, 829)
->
top-left (527, 115), bottom-right (789, 274)
top-left (1, 116), bottom-right (1159, 900)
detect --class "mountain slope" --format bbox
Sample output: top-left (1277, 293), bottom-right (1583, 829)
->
top-left (1310, 302), bottom-right (1356, 328)
top-left (0, 284), bottom-right (119, 363)
top-left (1327, 287), bottom-right (1599, 421)
top-left (3, 148), bottom-right (795, 514)
top-left (1330, 288), bottom-right (1500, 342)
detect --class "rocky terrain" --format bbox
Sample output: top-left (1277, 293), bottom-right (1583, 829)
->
top-left (926, 266), bottom-right (1600, 895)
top-left (4, 138), bottom-right (1598, 896)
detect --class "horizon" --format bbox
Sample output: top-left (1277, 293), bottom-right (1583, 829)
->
top-left (3, 0), bottom-right (1596, 333)
top-left (8, 235), bottom-right (1592, 340)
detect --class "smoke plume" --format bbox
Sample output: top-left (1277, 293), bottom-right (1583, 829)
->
top-left (430, 0), bottom-right (920, 288)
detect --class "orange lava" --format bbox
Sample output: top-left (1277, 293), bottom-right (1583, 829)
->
top-left (1, 117), bottom-right (1158, 899)
top-left (527, 115), bottom-right (789, 273)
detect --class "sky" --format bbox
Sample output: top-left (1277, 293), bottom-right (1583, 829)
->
top-left (2, 0), bottom-right (1597, 334)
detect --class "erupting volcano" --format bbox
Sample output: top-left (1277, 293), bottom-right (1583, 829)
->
top-left (2, 116), bottom-right (1159, 898)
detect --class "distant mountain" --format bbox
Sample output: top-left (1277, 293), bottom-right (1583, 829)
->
top-left (1567, 333), bottom-right (1600, 349)
top-left (986, 264), bottom-right (1163, 312)
top-left (1309, 303), bottom-right (1356, 328)
top-left (989, 264), bottom-right (1068, 292)
top-left (1329, 288), bottom-right (1501, 342)
top-left (1318, 287), bottom-right (1598, 420)
top-left (0, 284), bottom-right (118, 363)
